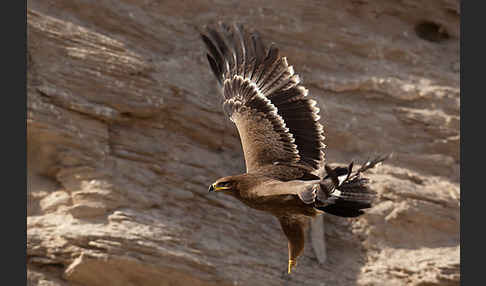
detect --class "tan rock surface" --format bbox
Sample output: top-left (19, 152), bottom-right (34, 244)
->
top-left (27, 1), bottom-right (460, 285)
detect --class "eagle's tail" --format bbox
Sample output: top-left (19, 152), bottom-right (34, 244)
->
top-left (313, 154), bottom-right (390, 218)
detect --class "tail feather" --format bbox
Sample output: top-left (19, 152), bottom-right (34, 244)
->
top-left (317, 205), bottom-right (365, 218)
top-left (313, 155), bottom-right (390, 218)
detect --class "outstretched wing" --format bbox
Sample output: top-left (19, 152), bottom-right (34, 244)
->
top-left (201, 23), bottom-right (325, 172)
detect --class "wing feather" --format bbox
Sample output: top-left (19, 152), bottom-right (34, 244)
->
top-left (201, 23), bottom-right (326, 172)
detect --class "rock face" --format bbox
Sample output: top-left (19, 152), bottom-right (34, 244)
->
top-left (27, 0), bottom-right (460, 285)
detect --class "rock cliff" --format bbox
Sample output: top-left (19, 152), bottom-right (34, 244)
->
top-left (27, 0), bottom-right (460, 285)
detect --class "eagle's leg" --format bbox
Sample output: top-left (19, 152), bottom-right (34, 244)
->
top-left (278, 216), bottom-right (307, 274)
top-left (287, 238), bottom-right (304, 274)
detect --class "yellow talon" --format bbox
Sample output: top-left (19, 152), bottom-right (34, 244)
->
top-left (288, 259), bottom-right (297, 274)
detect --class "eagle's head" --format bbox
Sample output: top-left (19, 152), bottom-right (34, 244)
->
top-left (208, 176), bottom-right (237, 193)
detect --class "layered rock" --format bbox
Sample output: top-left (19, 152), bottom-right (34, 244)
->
top-left (27, 0), bottom-right (460, 285)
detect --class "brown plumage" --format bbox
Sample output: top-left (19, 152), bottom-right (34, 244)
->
top-left (201, 23), bottom-right (388, 274)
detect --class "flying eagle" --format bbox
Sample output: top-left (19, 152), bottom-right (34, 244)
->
top-left (200, 23), bottom-right (387, 274)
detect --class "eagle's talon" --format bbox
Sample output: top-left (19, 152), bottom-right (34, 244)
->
top-left (288, 259), bottom-right (297, 274)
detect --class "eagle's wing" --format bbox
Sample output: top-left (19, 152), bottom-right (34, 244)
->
top-left (201, 23), bottom-right (325, 172)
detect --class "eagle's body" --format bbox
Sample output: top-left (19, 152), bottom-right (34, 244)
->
top-left (218, 168), bottom-right (320, 217)
top-left (201, 23), bottom-right (387, 274)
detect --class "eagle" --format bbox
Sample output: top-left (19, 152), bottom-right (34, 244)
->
top-left (200, 23), bottom-right (387, 274)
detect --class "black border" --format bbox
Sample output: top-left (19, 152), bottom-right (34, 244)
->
top-left (461, 1), bottom-right (478, 285)
top-left (21, 0), bottom-right (27, 285)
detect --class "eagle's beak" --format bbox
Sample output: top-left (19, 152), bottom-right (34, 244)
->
top-left (208, 183), bottom-right (231, 192)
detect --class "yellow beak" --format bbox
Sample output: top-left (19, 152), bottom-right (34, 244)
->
top-left (208, 183), bottom-right (231, 192)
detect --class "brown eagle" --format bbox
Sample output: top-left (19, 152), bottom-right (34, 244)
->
top-left (201, 23), bottom-right (387, 274)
